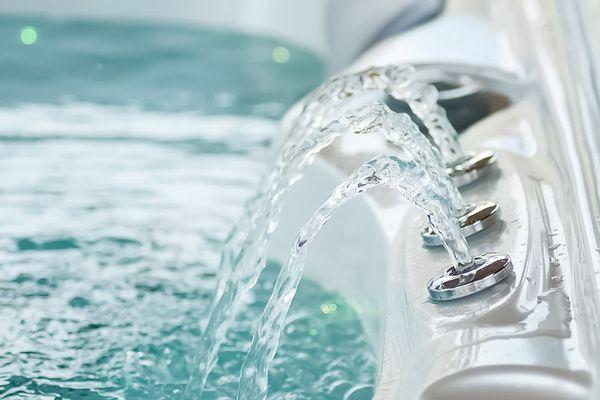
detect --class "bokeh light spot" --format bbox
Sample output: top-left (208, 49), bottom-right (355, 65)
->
top-left (20, 27), bottom-right (38, 45)
top-left (320, 302), bottom-right (338, 314)
top-left (272, 46), bottom-right (290, 63)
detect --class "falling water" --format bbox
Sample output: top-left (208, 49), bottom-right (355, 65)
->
top-left (185, 64), bottom-right (464, 397)
top-left (331, 101), bottom-right (465, 216)
top-left (237, 153), bottom-right (472, 399)
top-left (294, 64), bottom-right (465, 165)
top-left (392, 79), bottom-right (465, 164)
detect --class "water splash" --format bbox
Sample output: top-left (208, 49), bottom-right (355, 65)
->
top-left (237, 153), bottom-right (472, 399)
top-left (185, 65), bottom-right (464, 397)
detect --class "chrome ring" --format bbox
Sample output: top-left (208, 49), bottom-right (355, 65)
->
top-left (421, 200), bottom-right (500, 247)
top-left (446, 151), bottom-right (497, 187)
top-left (427, 252), bottom-right (512, 301)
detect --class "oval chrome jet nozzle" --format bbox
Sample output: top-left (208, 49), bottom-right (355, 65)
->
top-left (428, 252), bottom-right (512, 301)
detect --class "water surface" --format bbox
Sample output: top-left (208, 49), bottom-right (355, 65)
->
top-left (0, 16), bottom-right (376, 399)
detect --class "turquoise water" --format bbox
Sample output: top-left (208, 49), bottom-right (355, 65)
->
top-left (0, 17), bottom-right (321, 117)
top-left (0, 17), bottom-right (376, 399)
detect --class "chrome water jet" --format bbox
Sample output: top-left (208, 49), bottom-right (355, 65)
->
top-left (186, 65), bottom-right (500, 397)
top-left (392, 78), bottom-right (498, 187)
top-left (421, 200), bottom-right (501, 247)
top-left (297, 64), bottom-right (498, 191)
top-left (333, 102), bottom-right (501, 243)
top-left (237, 153), bottom-right (512, 400)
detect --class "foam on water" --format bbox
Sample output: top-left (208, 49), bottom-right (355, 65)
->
top-left (0, 16), bottom-right (378, 400)
top-left (0, 102), bottom-right (276, 145)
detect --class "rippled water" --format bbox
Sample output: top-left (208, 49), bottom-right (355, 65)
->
top-left (0, 17), bottom-right (376, 399)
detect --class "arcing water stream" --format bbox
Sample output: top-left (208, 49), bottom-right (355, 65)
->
top-left (237, 152), bottom-right (472, 399)
top-left (185, 65), bottom-right (469, 397)
top-left (393, 79), bottom-right (465, 164)
top-left (331, 101), bottom-right (465, 217)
